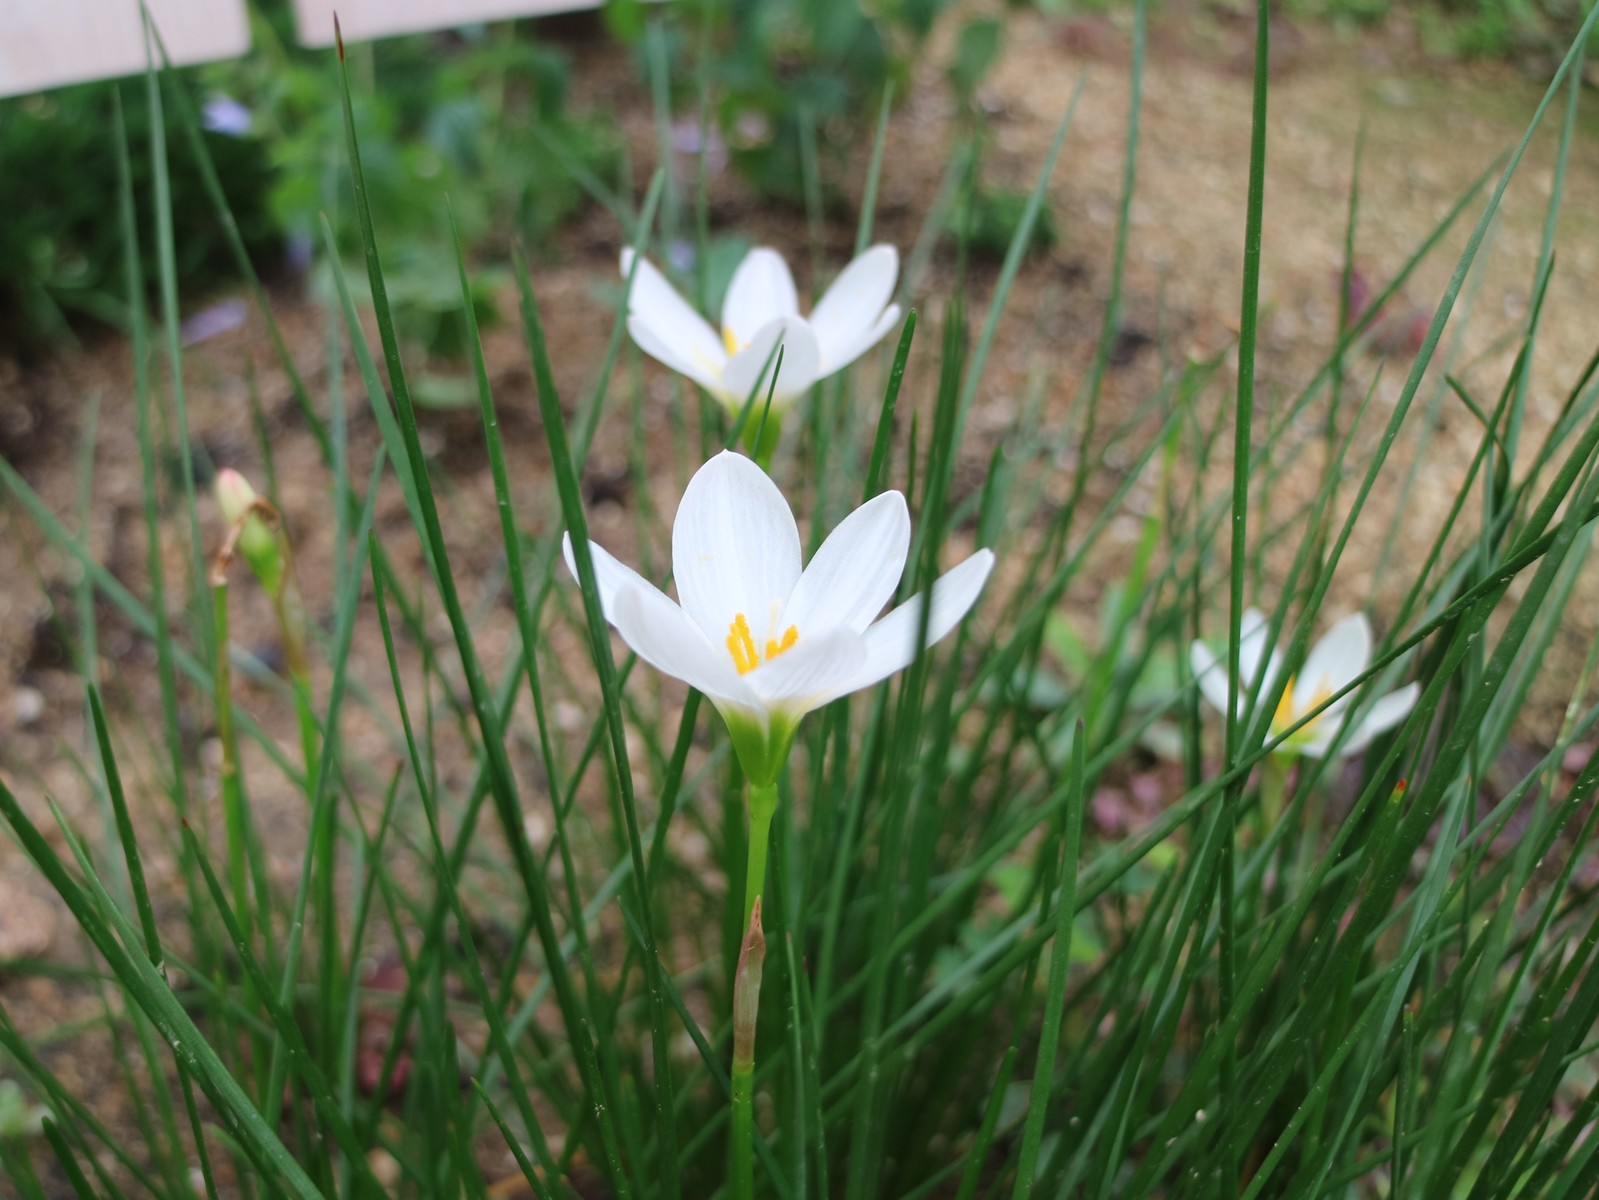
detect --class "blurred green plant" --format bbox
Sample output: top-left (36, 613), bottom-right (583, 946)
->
top-left (1276, 0), bottom-right (1599, 57)
top-left (7, 3), bottom-right (1599, 1198)
top-left (698, 0), bottom-right (910, 202)
top-left (0, 1078), bottom-right (47, 1139)
top-left (0, 14), bottom-right (617, 361)
top-left (0, 83), bottom-right (278, 352)
top-left (948, 181), bottom-right (1061, 260)
top-left (643, 0), bottom-right (1026, 206)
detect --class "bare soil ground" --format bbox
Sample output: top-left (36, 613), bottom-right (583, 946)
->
top-left (2, 3), bottom-right (1597, 1184)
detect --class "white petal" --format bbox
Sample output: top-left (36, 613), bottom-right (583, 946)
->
top-left (809, 244), bottom-right (900, 369)
top-left (627, 314), bottom-right (726, 397)
top-left (722, 247), bottom-right (799, 349)
top-left (1295, 613), bottom-right (1372, 712)
top-left (747, 627), bottom-right (868, 711)
top-left (1190, 640), bottom-right (1236, 718)
top-left (816, 304), bottom-right (902, 377)
top-left (610, 585), bottom-right (761, 711)
top-left (1294, 734), bottom-right (1335, 759)
top-left (722, 317), bottom-right (822, 409)
top-left (1334, 683), bottom-right (1420, 757)
top-left (562, 533), bottom-right (659, 618)
top-left (1237, 607), bottom-right (1272, 686)
top-left (780, 491), bottom-right (910, 635)
top-left (672, 451), bottom-right (803, 650)
top-left (620, 249), bottom-right (725, 376)
top-left (838, 550), bottom-right (996, 700)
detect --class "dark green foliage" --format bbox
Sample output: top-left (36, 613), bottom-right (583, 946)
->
top-left (947, 183), bottom-right (1061, 261)
top-left (1277, 0), bottom-right (1599, 56)
top-left (641, 0), bottom-right (988, 205)
top-left (0, 82), bottom-right (277, 351)
top-left (0, 23), bottom-right (616, 358)
top-left (4, 2), bottom-right (1599, 1198)
top-left (950, 16), bottom-right (1005, 105)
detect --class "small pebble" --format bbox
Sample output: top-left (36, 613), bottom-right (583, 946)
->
top-left (0, 881), bottom-right (55, 961)
top-left (523, 810), bottom-right (551, 852)
top-left (11, 686), bottom-right (43, 728)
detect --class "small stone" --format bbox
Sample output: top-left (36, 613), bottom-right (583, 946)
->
top-left (0, 881), bottom-right (55, 962)
top-left (367, 1149), bottom-right (401, 1190)
top-left (11, 687), bottom-right (44, 728)
top-left (670, 828), bottom-right (713, 872)
top-left (523, 810), bottom-right (551, 852)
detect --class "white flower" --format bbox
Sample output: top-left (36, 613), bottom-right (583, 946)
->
top-left (619, 244), bottom-right (903, 414)
top-left (564, 451), bottom-right (994, 784)
top-left (1189, 608), bottom-right (1419, 759)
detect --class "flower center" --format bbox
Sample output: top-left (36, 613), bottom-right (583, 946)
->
top-left (723, 325), bottom-right (748, 356)
top-left (1274, 673), bottom-right (1334, 736)
top-left (726, 612), bottom-right (799, 676)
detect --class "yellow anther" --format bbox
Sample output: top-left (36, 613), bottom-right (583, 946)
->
top-left (1275, 673), bottom-right (1334, 735)
top-left (765, 625), bottom-right (799, 662)
top-left (723, 326), bottom-right (743, 356)
top-left (1273, 674), bottom-right (1299, 732)
top-left (1303, 675), bottom-right (1334, 719)
top-left (727, 614), bottom-right (800, 675)
top-left (727, 613), bottom-right (759, 675)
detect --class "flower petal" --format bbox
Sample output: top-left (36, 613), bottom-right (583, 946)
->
top-left (620, 249), bottom-right (726, 376)
top-left (722, 247), bottom-right (799, 349)
top-left (1333, 682), bottom-right (1420, 757)
top-left (837, 549), bottom-right (995, 700)
top-left (746, 626), bottom-right (868, 712)
top-left (1237, 607), bottom-right (1272, 686)
top-left (780, 491), bottom-right (910, 635)
top-left (1294, 612), bottom-right (1372, 712)
top-left (1190, 640), bottom-right (1236, 717)
top-left (809, 245), bottom-right (900, 368)
top-left (672, 451), bottom-right (803, 650)
top-left (563, 532), bottom-right (660, 618)
top-left (610, 584), bottom-right (760, 712)
top-left (816, 304), bottom-right (903, 377)
top-left (722, 317), bottom-right (822, 409)
top-left (627, 315), bottom-right (726, 397)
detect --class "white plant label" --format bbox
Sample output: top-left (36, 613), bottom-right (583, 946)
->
top-left (291, 0), bottom-right (602, 47)
top-left (0, 0), bottom-right (250, 98)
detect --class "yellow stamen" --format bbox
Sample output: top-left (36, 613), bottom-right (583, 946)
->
top-left (727, 613), bottom-right (759, 675)
top-left (723, 325), bottom-right (743, 356)
top-left (726, 613), bottom-right (799, 675)
top-left (1273, 674), bottom-right (1299, 732)
top-left (765, 625), bottom-right (798, 662)
top-left (1275, 673), bottom-right (1334, 735)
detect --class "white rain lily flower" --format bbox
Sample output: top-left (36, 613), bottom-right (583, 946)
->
top-left (564, 450), bottom-right (994, 785)
top-left (1189, 607), bottom-right (1419, 759)
top-left (619, 244), bottom-right (902, 415)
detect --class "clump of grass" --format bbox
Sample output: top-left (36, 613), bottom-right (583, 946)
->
top-left (3, 2), bottom-right (1599, 1198)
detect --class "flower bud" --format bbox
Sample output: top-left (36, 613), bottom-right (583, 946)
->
top-left (732, 898), bottom-right (766, 1077)
top-left (214, 468), bottom-right (257, 525)
top-left (215, 469), bottom-right (283, 595)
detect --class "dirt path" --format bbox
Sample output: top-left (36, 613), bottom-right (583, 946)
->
top-left (1, 3), bottom-right (1596, 1148)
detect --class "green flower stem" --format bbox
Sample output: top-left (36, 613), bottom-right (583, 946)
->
top-left (271, 555), bottom-right (335, 1063)
top-left (210, 582), bottom-right (251, 949)
top-left (731, 780), bottom-right (778, 1198)
top-left (210, 578), bottom-right (262, 1092)
top-left (742, 410), bottom-right (782, 470)
top-left (275, 569), bottom-right (319, 789)
top-left (744, 781), bottom-right (779, 927)
top-left (731, 896), bottom-right (766, 1200)
top-left (1260, 754), bottom-right (1289, 829)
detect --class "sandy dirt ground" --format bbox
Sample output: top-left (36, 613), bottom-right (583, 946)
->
top-left (1, 3), bottom-right (1596, 1181)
